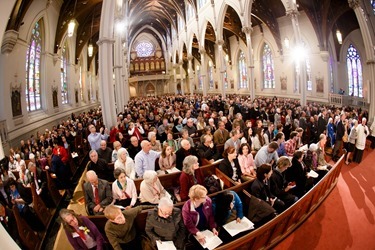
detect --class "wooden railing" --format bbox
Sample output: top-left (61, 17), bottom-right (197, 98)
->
top-left (215, 155), bottom-right (344, 250)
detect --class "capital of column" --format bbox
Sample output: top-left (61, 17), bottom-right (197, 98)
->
top-left (97, 37), bottom-right (116, 46)
top-left (178, 61), bottom-right (183, 66)
top-left (187, 55), bottom-right (194, 61)
top-left (199, 48), bottom-right (206, 55)
top-left (216, 39), bottom-right (225, 46)
top-left (348, 0), bottom-right (360, 9)
top-left (114, 65), bottom-right (122, 69)
top-left (241, 26), bottom-right (253, 35)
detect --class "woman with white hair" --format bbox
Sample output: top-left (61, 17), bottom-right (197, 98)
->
top-left (145, 197), bottom-right (186, 250)
top-left (148, 131), bottom-right (162, 152)
top-left (139, 170), bottom-right (169, 205)
top-left (114, 147), bottom-right (136, 179)
top-left (14, 154), bottom-right (26, 172)
top-left (346, 119), bottom-right (358, 165)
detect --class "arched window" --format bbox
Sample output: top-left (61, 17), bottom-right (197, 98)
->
top-left (346, 44), bottom-right (363, 97)
top-left (198, 0), bottom-right (207, 9)
top-left (238, 50), bottom-right (248, 89)
top-left (79, 65), bottom-right (83, 102)
top-left (224, 71), bottom-right (228, 89)
top-left (372, 0), bottom-right (375, 14)
top-left (186, 3), bottom-right (194, 20)
top-left (135, 41), bottom-right (154, 57)
top-left (208, 62), bottom-right (214, 89)
top-left (262, 43), bottom-right (275, 89)
top-left (197, 66), bottom-right (203, 90)
top-left (329, 57), bottom-right (334, 93)
top-left (61, 42), bottom-right (69, 104)
top-left (25, 19), bottom-right (42, 111)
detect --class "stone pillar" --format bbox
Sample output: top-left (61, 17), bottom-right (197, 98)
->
top-left (242, 27), bottom-right (255, 101)
top-left (348, 0), bottom-right (375, 118)
top-left (123, 46), bottom-right (130, 104)
top-left (286, 0), bottom-right (306, 106)
top-left (179, 61), bottom-right (185, 95)
top-left (199, 48), bottom-right (207, 96)
top-left (173, 63), bottom-right (178, 94)
top-left (98, 0), bottom-right (117, 127)
top-left (216, 39), bottom-right (226, 98)
top-left (188, 55), bottom-right (194, 95)
top-left (114, 35), bottom-right (123, 114)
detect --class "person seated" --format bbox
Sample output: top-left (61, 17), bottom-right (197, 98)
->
top-left (111, 141), bottom-right (123, 163)
top-left (175, 139), bottom-right (198, 170)
top-left (252, 127), bottom-right (265, 152)
top-left (179, 156), bottom-right (204, 201)
top-left (285, 151), bottom-right (313, 199)
top-left (97, 140), bottom-right (113, 164)
top-left (0, 202), bottom-right (21, 247)
top-left (284, 131), bottom-right (299, 157)
top-left (104, 205), bottom-right (142, 250)
top-left (304, 143), bottom-right (330, 183)
top-left (84, 170), bottom-right (113, 215)
top-left (145, 197), bottom-right (186, 250)
top-left (112, 168), bottom-right (138, 209)
top-left (88, 150), bottom-right (114, 182)
top-left (183, 118), bottom-right (197, 137)
top-left (114, 148), bottom-right (136, 180)
top-left (182, 185), bottom-right (218, 245)
top-left (134, 140), bottom-right (161, 178)
top-left (148, 131), bottom-right (162, 152)
top-left (139, 170), bottom-right (169, 205)
top-left (163, 131), bottom-right (178, 152)
top-left (270, 157), bottom-right (298, 208)
top-left (254, 142), bottom-right (279, 168)
top-left (274, 132), bottom-right (287, 157)
top-left (0, 157), bottom-right (16, 183)
top-left (218, 146), bottom-right (242, 185)
top-left (14, 154), bottom-right (26, 172)
top-left (250, 164), bottom-right (285, 214)
top-left (60, 208), bottom-right (105, 250)
top-left (237, 143), bottom-right (256, 182)
top-left (213, 121), bottom-right (230, 145)
top-left (212, 190), bottom-right (244, 227)
top-left (128, 136), bottom-right (142, 160)
top-left (177, 129), bottom-right (194, 149)
top-left (197, 134), bottom-right (221, 164)
top-left (158, 144), bottom-right (179, 174)
top-left (224, 130), bottom-right (242, 153)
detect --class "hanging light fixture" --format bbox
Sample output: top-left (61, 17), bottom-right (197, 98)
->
top-left (88, 10), bottom-right (94, 57)
top-left (67, 0), bottom-right (77, 37)
top-left (336, 30), bottom-right (342, 45)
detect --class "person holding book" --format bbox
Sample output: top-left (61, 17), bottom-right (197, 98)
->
top-left (112, 168), bottom-right (138, 209)
top-left (158, 144), bottom-right (179, 174)
top-left (212, 190), bottom-right (244, 227)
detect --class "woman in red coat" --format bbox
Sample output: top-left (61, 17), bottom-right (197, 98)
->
top-left (179, 155), bottom-right (204, 201)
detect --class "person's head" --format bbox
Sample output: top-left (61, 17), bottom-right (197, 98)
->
top-left (15, 154), bottom-right (21, 161)
top-left (141, 140), bottom-right (152, 153)
top-left (274, 132), bottom-right (285, 143)
top-left (180, 129), bottom-right (189, 138)
top-left (255, 127), bottom-right (264, 137)
top-left (231, 129), bottom-right (241, 140)
top-left (118, 148), bottom-right (128, 162)
top-left (143, 170), bottom-right (158, 184)
top-left (130, 136), bottom-right (139, 147)
top-left (7, 178), bottom-right (18, 192)
top-left (180, 139), bottom-right (191, 151)
top-left (182, 155), bottom-right (199, 174)
top-left (293, 150), bottom-right (304, 162)
top-left (158, 197), bottom-right (174, 219)
top-left (100, 140), bottom-right (107, 150)
top-left (267, 142), bottom-right (279, 153)
top-left (60, 209), bottom-right (83, 231)
top-left (256, 164), bottom-right (273, 181)
top-left (203, 134), bottom-right (213, 147)
top-left (104, 205), bottom-right (125, 224)
top-left (113, 168), bottom-right (126, 182)
top-left (238, 143), bottom-right (251, 156)
top-left (29, 153), bottom-right (35, 162)
top-left (148, 131), bottom-right (157, 142)
top-left (188, 184), bottom-right (207, 207)
top-left (352, 119), bottom-right (358, 127)
top-left (290, 131), bottom-right (298, 141)
top-left (276, 156), bottom-right (292, 172)
top-left (223, 146), bottom-right (237, 160)
top-left (161, 144), bottom-right (173, 158)
top-left (309, 143), bottom-right (318, 153)
top-left (319, 134), bottom-right (327, 145)
top-left (166, 131), bottom-right (174, 140)
top-left (187, 118), bottom-right (194, 127)
top-left (362, 117), bottom-right (367, 125)
top-left (113, 141), bottom-right (121, 150)
top-left (89, 150), bottom-right (98, 163)
top-left (218, 121), bottom-right (225, 130)
top-left (86, 170), bottom-right (99, 186)
top-left (88, 124), bottom-right (96, 133)
top-left (28, 161), bottom-right (36, 173)
top-left (296, 128), bottom-right (303, 137)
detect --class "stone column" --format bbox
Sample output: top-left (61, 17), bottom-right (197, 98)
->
top-left (173, 63), bottom-right (178, 94)
top-left (114, 35), bottom-right (123, 113)
top-left (242, 27), bottom-right (255, 100)
top-left (179, 61), bottom-right (185, 95)
top-left (98, 0), bottom-right (117, 127)
top-left (123, 46), bottom-right (130, 104)
top-left (348, 0), bottom-right (375, 118)
top-left (216, 39), bottom-right (226, 98)
top-left (199, 48), bottom-right (207, 96)
top-left (188, 55), bottom-right (194, 95)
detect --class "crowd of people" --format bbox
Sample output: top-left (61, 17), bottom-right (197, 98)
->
top-left (1, 93), bottom-right (374, 249)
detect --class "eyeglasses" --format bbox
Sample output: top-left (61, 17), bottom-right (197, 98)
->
top-left (159, 208), bottom-right (173, 216)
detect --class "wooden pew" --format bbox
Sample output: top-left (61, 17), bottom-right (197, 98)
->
top-left (46, 169), bottom-right (63, 207)
top-left (30, 182), bottom-right (52, 228)
top-left (12, 206), bottom-right (41, 250)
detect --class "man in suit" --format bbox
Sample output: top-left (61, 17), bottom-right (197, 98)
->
top-left (97, 140), bottom-right (113, 163)
top-left (88, 150), bottom-right (114, 181)
top-left (175, 139), bottom-right (198, 170)
top-left (197, 134), bottom-right (221, 164)
top-left (84, 170), bottom-right (113, 215)
top-left (213, 121), bottom-right (230, 145)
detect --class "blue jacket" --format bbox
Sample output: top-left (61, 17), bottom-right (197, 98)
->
top-left (212, 191), bottom-right (244, 223)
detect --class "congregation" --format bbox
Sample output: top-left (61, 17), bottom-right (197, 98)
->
top-left (1, 94), bottom-right (375, 250)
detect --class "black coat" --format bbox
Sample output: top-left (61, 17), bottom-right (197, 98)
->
top-left (285, 158), bottom-right (309, 198)
top-left (218, 158), bottom-right (242, 182)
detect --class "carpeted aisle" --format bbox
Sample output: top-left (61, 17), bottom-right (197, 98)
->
top-left (274, 148), bottom-right (375, 250)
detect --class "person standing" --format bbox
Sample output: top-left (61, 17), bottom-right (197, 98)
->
top-left (353, 118), bottom-right (369, 163)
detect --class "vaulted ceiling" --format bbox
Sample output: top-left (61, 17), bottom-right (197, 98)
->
top-left (6, 0), bottom-right (360, 64)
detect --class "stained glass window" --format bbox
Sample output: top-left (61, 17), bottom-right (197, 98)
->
top-left (186, 3), bottom-right (194, 20)
top-left (224, 71), bottom-right (228, 89)
top-left (135, 41), bottom-right (154, 57)
top-left (347, 44), bottom-right (363, 97)
top-left (329, 57), bottom-right (334, 93)
top-left (306, 57), bottom-right (312, 91)
top-left (262, 43), bottom-right (275, 89)
top-left (197, 67), bottom-right (203, 90)
top-left (61, 42), bottom-right (69, 104)
top-left (79, 65), bottom-right (83, 102)
top-left (238, 50), bottom-right (248, 89)
top-left (198, 0), bottom-right (208, 9)
top-left (372, 0), bottom-right (375, 14)
top-left (208, 62), bottom-right (214, 89)
top-left (25, 20), bottom-right (42, 111)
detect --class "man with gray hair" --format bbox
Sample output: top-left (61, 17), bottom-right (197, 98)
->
top-left (145, 197), bottom-right (186, 249)
top-left (84, 170), bottom-right (113, 215)
top-left (97, 140), bottom-right (113, 163)
top-left (175, 139), bottom-right (198, 170)
top-left (87, 150), bottom-right (114, 181)
top-left (134, 140), bottom-right (161, 178)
